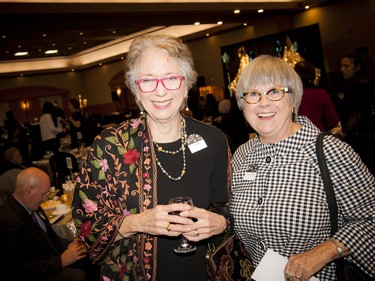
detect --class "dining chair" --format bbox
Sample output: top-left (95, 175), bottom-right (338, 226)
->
top-left (49, 152), bottom-right (79, 183)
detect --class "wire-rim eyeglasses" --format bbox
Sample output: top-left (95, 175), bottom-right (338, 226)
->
top-left (239, 87), bottom-right (291, 104)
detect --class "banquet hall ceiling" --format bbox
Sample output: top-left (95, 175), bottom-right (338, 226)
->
top-left (0, 0), bottom-right (332, 76)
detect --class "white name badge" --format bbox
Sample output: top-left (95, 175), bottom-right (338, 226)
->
top-left (243, 171), bottom-right (257, 181)
top-left (187, 133), bottom-right (207, 154)
top-left (188, 139), bottom-right (207, 153)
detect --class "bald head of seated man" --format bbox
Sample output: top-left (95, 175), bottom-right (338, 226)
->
top-left (0, 167), bottom-right (91, 281)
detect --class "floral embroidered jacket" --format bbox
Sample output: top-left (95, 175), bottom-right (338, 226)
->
top-left (72, 116), bottom-right (159, 281)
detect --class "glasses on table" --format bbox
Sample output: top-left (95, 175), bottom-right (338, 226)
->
top-left (240, 87), bottom-right (291, 104)
top-left (135, 75), bottom-right (185, 93)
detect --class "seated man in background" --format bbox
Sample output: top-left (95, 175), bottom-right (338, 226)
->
top-left (0, 168), bottom-right (21, 207)
top-left (0, 167), bottom-right (94, 281)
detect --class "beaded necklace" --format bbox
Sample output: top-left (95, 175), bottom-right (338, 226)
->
top-left (154, 116), bottom-right (187, 181)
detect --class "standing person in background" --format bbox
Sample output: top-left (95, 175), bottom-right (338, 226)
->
top-left (333, 50), bottom-right (375, 175)
top-left (72, 33), bottom-right (232, 281)
top-left (3, 110), bottom-right (20, 146)
top-left (231, 55), bottom-right (374, 280)
top-left (40, 101), bottom-right (66, 154)
top-left (52, 100), bottom-right (66, 129)
top-left (294, 60), bottom-right (340, 132)
top-left (66, 98), bottom-right (85, 149)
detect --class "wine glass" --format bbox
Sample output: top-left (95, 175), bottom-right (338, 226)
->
top-left (65, 175), bottom-right (73, 184)
top-left (168, 196), bottom-right (196, 254)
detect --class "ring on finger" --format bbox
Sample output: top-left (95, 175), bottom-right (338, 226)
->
top-left (167, 223), bottom-right (172, 232)
top-left (286, 273), bottom-right (293, 280)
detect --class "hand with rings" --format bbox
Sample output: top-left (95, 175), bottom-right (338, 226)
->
top-left (167, 223), bottom-right (172, 232)
top-left (285, 272), bottom-right (302, 281)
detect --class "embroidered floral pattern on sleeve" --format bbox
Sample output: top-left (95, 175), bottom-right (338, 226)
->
top-left (72, 116), bottom-right (157, 281)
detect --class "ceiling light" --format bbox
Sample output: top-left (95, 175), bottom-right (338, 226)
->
top-left (79, 32), bottom-right (84, 36)
top-left (258, 9), bottom-right (264, 13)
top-left (217, 21), bottom-right (223, 25)
top-left (234, 10), bottom-right (240, 14)
top-left (206, 33), bottom-right (210, 37)
top-left (2, 35), bottom-right (6, 39)
top-left (43, 34), bottom-right (47, 37)
top-left (15, 52), bottom-right (28, 56)
top-left (194, 22), bottom-right (200, 26)
top-left (112, 30), bottom-right (117, 34)
top-left (305, 5), bottom-right (310, 9)
top-left (45, 50), bottom-right (58, 55)
top-left (244, 23), bottom-right (248, 26)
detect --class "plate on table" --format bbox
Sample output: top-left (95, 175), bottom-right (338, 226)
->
top-left (41, 200), bottom-right (62, 210)
top-left (52, 206), bottom-right (71, 216)
top-left (49, 214), bottom-right (63, 224)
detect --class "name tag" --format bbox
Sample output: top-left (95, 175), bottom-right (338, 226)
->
top-left (243, 171), bottom-right (257, 181)
top-left (188, 139), bottom-right (207, 153)
top-left (187, 133), bottom-right (207, 154)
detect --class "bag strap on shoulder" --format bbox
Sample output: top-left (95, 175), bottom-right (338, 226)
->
top-left (316, 131), bottom-right (338, 235)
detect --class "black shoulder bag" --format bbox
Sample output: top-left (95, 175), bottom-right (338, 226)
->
top-left (316, 132), bottom-right (374, 281)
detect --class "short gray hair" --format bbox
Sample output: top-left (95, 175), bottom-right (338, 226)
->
top-left (235, 55), bottom-right (303, 120)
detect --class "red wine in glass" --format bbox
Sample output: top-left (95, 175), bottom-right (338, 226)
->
top-left (168, 196), bottom-right (196, 253)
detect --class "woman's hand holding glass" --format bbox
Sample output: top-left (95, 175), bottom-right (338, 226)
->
top-left (117, 202), bottom-right (194, 239)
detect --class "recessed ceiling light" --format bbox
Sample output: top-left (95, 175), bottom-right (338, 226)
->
top-left (15, 52), bottom-right (28, 56)
top-left (83, 42), bottom-right (87, 45)
top-left (112, 30), bottom-right (117, 34)
top-left (244, 23), bottom-right (248, 26)
top-left (43, 34), bottom-right (47, 37)
top-left (305, 5), bottom-right (310, 9)
top-left (234, 10), bottom-right (240, 14)
top-left (194, 22), bottom-right (200, 26)
top-left (2, 35), bottom-right (7, 39)
top-left (217, 21), bottom-right (223, 25)
top-left (258, 9), bottom-right (264, 13)
top-left (45, 50), bottom-right (58, 55)
top-left (206, 33), bottom-right (210, 37)
top-left (79, 32), bottom-right (84, 36)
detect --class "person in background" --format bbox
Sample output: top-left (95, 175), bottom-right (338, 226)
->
top-left (3, 110), bottom-right (20, 145)
top-left (231, 55), bottom-right (374, 280)
top-left (72, 34), bottom-right (232, 281)
top-left (52, 100), bottom-right (66, 129)
top-left (40, 101), bottom-right (66, 154)
top-left (0, 146), bottom-right (27, 175)
top-left (202, 93), bottom-right (220, 124)
top-left (0, 168), bottom-right (21, 207)
top-left (52, 100), bottom-right (67, 140)
top-left (333, 50), bottom-right (375, 175)
top-left (0, 167), bottom-right (91, 281)
top-left (294, 60), bottom-right (340, 132)
top-left (66, 98), bottom-right (85, 149)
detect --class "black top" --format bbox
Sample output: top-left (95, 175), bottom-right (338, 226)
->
top-left (69, 111), bottom-right (85, 148)
top-left (155, 118), bottom-right (229, 281)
